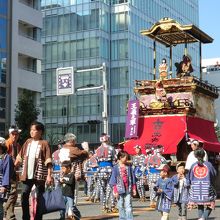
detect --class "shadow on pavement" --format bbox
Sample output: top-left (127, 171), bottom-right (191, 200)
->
top-left (189, 218), bottom-right (215, 220)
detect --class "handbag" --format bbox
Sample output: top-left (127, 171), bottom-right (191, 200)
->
top-left (38, 186), bottom-right (66, 214)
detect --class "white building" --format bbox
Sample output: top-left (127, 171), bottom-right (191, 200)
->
top-left (9, 0), bottom-right (42, 124)
top-left (202, 58), bottom-right (220, 124)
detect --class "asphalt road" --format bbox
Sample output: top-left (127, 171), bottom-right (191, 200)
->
top-left (14, 191), bottom-right (220, 220)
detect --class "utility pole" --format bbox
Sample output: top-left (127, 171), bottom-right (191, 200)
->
top-left (75, 63), bottom-right (108, 134)
top-left (102, 63), bottom-right (108, 134)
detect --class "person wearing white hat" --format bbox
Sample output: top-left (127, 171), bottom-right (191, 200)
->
top-left (6, 125), bottom-right (21, 162)
top-left (132, 145), bottom-right (146, 202)
top-left (185, 139), bottom-right (208, 170)
top-left (4, 126), bottom-right (21, 220)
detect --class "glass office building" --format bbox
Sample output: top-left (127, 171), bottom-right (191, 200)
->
top-left (0, 0), bottom-right (8, 136)
top-left (41, 0), bottom-right (199, 145)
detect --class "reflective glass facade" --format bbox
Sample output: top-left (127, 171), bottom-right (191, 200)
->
top-left (41, 0), bottom-right (199, 145)
top-left (0, 0), bottom-right (8, 136)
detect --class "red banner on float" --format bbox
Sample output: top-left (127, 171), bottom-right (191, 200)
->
top-left (124, 115), bottom-right (220, 155)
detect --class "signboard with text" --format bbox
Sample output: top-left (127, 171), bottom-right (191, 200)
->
top-left (56, 67), bottom-right (74, 96)
top-left (125, 100), bottom-right (140, 139)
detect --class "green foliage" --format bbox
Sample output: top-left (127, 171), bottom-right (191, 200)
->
top-left (15, 90), bottom-right (40, 145)
top-left (215, 126), bottom-right (220, 141)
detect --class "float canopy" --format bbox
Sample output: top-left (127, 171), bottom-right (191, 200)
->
top-left (140, 17), bottom-right (213, 46)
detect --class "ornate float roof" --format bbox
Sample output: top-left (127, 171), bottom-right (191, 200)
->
top-left (140, 17), bottom-right (213, 46)
top-left (134, 77), bottom-right (219, 98)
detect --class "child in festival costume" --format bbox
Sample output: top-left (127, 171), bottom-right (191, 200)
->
top-left (154, 164), bottom-right (173, 220)
top-left (172, 162), bottom-right (190, 220)
top-left (109, 151), bottom-right (136, 220)
top-left (187, 148), bottom-right (216, 220)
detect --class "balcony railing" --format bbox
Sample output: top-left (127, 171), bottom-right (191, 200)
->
top-left (19, 66), bottom-right (37, 73)
top-left (18, 31), bottom-right (40, 42)
top-left (19, 0), bottom-right (39, 10)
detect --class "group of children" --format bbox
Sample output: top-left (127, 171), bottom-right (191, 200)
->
top-left (106, 147), bottom-right (216, 220)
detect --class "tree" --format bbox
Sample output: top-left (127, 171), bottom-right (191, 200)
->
top-left (15, 90), bottom-right (40, 144)
top-left (215, 126), bottom-right (220, 141)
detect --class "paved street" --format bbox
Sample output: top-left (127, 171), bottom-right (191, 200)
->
top-left (14, 191), bottom-right (220, 220)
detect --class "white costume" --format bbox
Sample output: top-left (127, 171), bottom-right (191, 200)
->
top-left (185, 150), bottom-right (208, 170)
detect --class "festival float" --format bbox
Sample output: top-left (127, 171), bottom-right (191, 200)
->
top-left (123, 18), bottom-right (220, 170)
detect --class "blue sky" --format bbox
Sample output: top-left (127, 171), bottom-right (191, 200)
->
top-left (199, 0), bottom-right (220, 59)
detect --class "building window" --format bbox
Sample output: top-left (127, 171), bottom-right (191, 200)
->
top-left (110, 67), bottom-right (128, 89)
top-left (111, 39), bottom-right (128, 60)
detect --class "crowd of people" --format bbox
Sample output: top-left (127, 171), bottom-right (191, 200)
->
top-left (81, 135), bottom-right (217, 220)
top-left (0, 121), bottom-right (218, 220)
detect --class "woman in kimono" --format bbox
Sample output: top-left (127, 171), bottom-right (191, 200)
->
top-left (187, 148), bottom-right (217, 220)
top-left (15, 121), bottom-right (52, 220)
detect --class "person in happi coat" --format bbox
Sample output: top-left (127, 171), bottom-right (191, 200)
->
top-left (84, 151), bottom-right (99, 202)
top-left (52, 140), bottom-right (64, 187)
top-left (187, 149), bottom-right (217, 220)
top-left (143, 145), bottom-right (153, 184)
top-left (109, 151), bottom-right (136, 220)
top-left (154, 164), bottom-right (173, 220)
top-left (132, 145), bottom-right (146, 202)
top-left (147, 145), bottom-right (167, 208)
top-left (172, 162), bottom-right (190, 220)
top-left (15, 121), bottom-right (52, 220)
top-left (95, 133), bottom-right (116, 212)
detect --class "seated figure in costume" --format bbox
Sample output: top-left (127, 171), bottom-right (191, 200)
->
top-left (149, 80), bottom-right (168, 109)
top-left (159, 58), bottom-right (168, 80)
top-left (176, 54), bottom-right (193, 78)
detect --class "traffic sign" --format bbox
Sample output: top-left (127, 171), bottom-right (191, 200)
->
top-left (56, 67), bottom-right (74, 96)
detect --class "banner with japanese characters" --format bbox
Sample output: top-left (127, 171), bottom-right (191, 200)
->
top-left (125, 100), bottom-right (140, 139)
